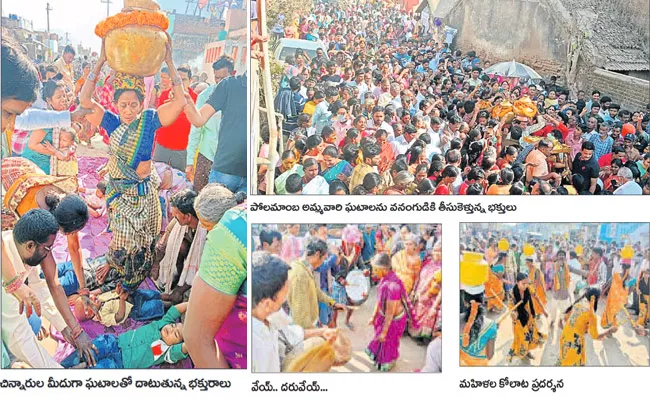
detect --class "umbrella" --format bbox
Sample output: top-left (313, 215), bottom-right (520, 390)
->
top-left (484, 60), bottom-right (543, 82)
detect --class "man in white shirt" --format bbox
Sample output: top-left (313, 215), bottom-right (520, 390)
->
top-left (251, 252), bottom-right (337, 373)
top-left (613, 167), bottom-right (642, 195)
top-left (581, 117), bottom-right (599, 142)
top-left (393, 124), bottom-right (417, 155)
top-left (445, 149), bottom-right (464, 194)
top-left (389, 83), bottom-right (402, 109)
top-left (567, 251), bottom-right (584, 294)
top-left (427, 117), bottom-right (444, 156)
top-left (2, 209), bottom-right (91, 368)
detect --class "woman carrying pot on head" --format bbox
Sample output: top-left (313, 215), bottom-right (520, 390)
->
top-left (79, 35), bottom-right (187, 292)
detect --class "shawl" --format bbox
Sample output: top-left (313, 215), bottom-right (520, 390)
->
top-left (157, 221), bottom-right (208, 294)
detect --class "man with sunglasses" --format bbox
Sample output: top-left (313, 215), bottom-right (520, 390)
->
top-left (2, 209), bottom-right (97, 368)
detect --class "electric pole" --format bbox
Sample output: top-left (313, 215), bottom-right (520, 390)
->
top-left (46, 2), bottom-right (52, 32)
top-left (101, 0), bottom-right (112, 17)
top-left (185, 0), bottom-right (195, 14)
top-left (46, 2), bottom-right (52, 61)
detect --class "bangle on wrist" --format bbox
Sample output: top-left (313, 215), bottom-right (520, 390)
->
top-left (5, 276), bottom-right (24, 295)
top-left (172, 77), bottom-right (182, 86)
top-left (88, 72), bottom-right (97, 82)
top-left (3, 274), bottom-right (20, 288)
top-left (4, 271), bottom-right (26, 294)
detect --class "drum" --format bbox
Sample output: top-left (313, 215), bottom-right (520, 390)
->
top-left (345, 270), bottom-right (370, 306)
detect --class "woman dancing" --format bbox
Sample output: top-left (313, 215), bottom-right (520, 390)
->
top-left (507, 273), bottom-right (547, 363)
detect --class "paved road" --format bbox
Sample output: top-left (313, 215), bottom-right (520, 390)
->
top-left (330, 285), bottom-right (428, 373)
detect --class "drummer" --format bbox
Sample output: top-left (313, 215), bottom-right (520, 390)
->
top-left (329, 246), bottom-right (370, 330)
top-left (329, 225), bottom-right (370, 330)
top-left (251, 252), bottom-right (338, 373)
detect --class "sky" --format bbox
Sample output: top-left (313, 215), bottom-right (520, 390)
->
top-left (2, 0), bottom-right (127, 51)
top-left (2, 0), bottom-right (224, 52)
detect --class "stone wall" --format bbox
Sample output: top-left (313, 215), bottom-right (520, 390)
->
top-left (582, 69), bottom-right (650, 111)
top-left (446, 0), bottom-right (569, 79)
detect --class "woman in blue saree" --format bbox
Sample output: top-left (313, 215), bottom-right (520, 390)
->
top-left (321, 145), bottom-right (353, 184)
top-left (79, 36), bottom-right (187, 292)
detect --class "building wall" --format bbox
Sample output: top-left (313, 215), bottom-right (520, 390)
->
top-left (444, 0), bottom-right (649, 108)
top-left (582, 69), bottom-right (650, 111)
top-left (201, 36), bottom-right (247, 84)
top-left (446, 0), bottom-right (568, 79)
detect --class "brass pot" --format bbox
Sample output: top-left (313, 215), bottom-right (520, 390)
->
top-left (105, 25), bottom-right (167, 77)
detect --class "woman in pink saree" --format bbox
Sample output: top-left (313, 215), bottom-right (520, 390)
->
top-left (408, 242), bottom-right (442, 339)
top-left (366, 252), bottom-right (418, 371)
top-left (94, 72), bottom-right (118, 145)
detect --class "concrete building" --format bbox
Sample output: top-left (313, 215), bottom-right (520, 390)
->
top-left (167, 12), bottom-right (226, 65)
top-left (430, 0), bottom-right (650, 110)
top-left (2, 14), bottom-right (61, 62)
top-left (201, 8), bottom-right (247, 82)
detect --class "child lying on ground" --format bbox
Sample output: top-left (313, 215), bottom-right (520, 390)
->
top-left (79, 182), bottom-right (107, 218)
top-left (71, 283), bottom-right (133, 327)
top-left (61, 302), bottom-right (189, 369)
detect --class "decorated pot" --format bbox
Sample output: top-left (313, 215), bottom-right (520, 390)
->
top-left (95, 0), bottom-right (169, 77)
top-left (460, 252), bottom-right (489, 287)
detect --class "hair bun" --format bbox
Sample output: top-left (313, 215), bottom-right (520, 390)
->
top-left (44, 193), bottom-right (61, 213)
top-left (233, 191), bottom-right (247, 205)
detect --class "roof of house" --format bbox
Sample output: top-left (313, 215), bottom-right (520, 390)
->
top-left (565, 0), bottom-right (649, 71)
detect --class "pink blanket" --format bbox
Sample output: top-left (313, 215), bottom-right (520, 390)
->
top-left (52, 156), bottom-right (111, 263)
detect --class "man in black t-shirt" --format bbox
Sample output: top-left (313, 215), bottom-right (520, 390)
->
top-left (321, 61), bottom-right (342, 88)
top-left (572, 141), bottom-right (600, 194)
top-left (185, 73), bottom-right (248, 193)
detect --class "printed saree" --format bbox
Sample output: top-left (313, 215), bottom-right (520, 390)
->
top-left (102, 110), bottom-right (161, 292)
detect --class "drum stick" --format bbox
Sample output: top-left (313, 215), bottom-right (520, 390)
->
top-left (497, 300), bottom-right (523, 325)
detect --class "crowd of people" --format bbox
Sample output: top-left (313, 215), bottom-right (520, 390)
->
top-left (252, 224), bottom-right (442, 372)
top-left (256, 0), bottom-right (650, 195)
top-left (1, 29), bottom-right (247, 369)
top-left (459, 226), bottom-right (649, 366)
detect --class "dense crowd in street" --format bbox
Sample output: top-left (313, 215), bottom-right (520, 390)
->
top-left (257, 0), bottom-right (650, 195)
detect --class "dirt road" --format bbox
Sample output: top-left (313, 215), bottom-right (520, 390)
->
top-left (330, 285), bottom-right (428, 373)
top-left (486, 300), bottom-right (649, 366)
